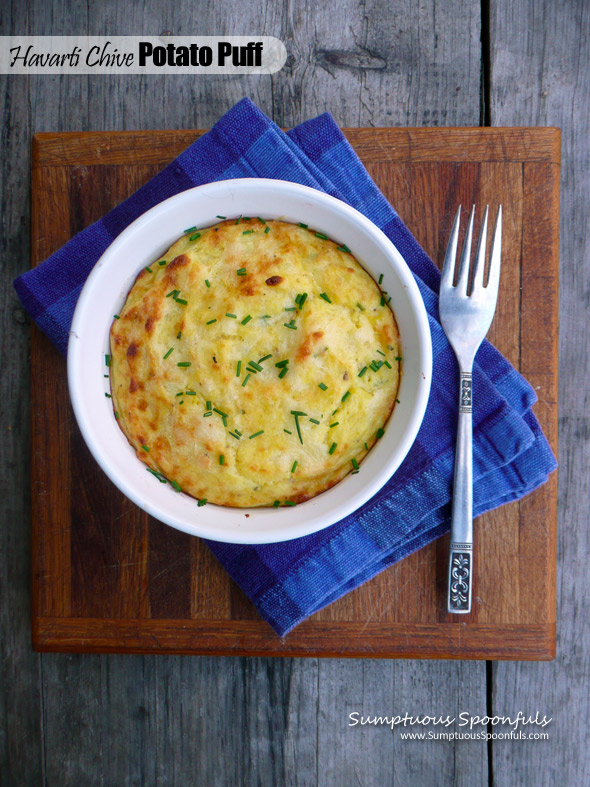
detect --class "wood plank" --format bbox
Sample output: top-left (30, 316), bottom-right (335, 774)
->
top-left (490, 0), bottom-right (583, 780)
top-left (33, 617), bottom-right (555, 660)
top-left (33, 126), bottom-right (561, 167)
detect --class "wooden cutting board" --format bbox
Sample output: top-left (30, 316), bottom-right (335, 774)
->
top-left (30, 127), bottom-right (559, 659)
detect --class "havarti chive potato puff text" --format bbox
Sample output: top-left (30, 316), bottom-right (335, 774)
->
top-left (109, 218), bottom-right (400, 507)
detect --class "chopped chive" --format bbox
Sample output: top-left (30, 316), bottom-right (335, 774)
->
top-left (387, 296), bottom-right (392, 304)
top-left (175, 297), bottom-right (188, 305)
top-left (332, 409), bottom-right (338, 415)
top-left (219, 455), bottom-right (225, 465)
top-left (384, 360), bottom-right (392, 369)
top-left (213, 408), bottom-right (227, 417)
top-left (295, 293), bottom-right (302, 304)
top-left (242, 374), bottom-right (251, 387)
top-left (291, 461), bottom-right (298, 473)
top-left (284, 322), bottom-right (297, 330)
top-left (226, 313), bottom-right (237, 319)
top-left (284, 307), bottom-right (297, 312)
top-left (275, 359), bottom-right (289, 368)
top-left (329, 442), bottom-right (337, 455)
top-left (166, 289), bottom-right (179, 298)
top-left (176, 392), bottom-right (184, 397)
top-left (264, 226), bottom-right (270, 234)
top-left (142, 445), bottom-right (150, 453)
top-left (197, 498), bottom-right (207, 506)
top-left (241, 315), bottom-right (252, 325)
top-left (364, 442), bottom-right (369, 451)
top-left (273, 500), bottom-right (280, 507)
top-left (338, 243), bottom-right (351, 253)
top-left (261, 315), bottom-right (271, 319)
top-left (257, 217), bottom-right (266, 224)
top-left (284, 501), bottom-right (297, 506)
top-left (177, 331), bottom-right (182, 339)
top-left (145, 266), bottom-right (153, 273)
top-left (394, 356), bottom-right (403, 361)
top-left (189, 233), bottom-right (201, 241)
top-left (178, 400), bottom-right (184, 405)
top-left (298, 222), bottom-right (308, 229)
top-left (236, 361), bottom-right (241, 377)
top-left (294, 420), bottom-right (303, 445)
top-left (184, 226), bottom-right (197, 233)
top-left (113, 314), bottom-right (120, 319)
top-left (396, 398), bottom-right (401, 404)
top-left (245, 365), bottom-right (258, 374)
top-left (206, 318), bottom-right (217, 325)
top-left (185, 390), bottom-right (196, 396)
top-left (297, 293), bottom-right (307, 309)
top-left (237, 267), bottom-right (247, 275)
top-left (242, 230), bottom-right (254, 236)
top-left (243, 216), bottom-right (251, 221)
top-left (105, 392), bottom-right (112, 398)
top-left (249, 430), bottom-right (264, 439)
top-left (356, 303), bottom-right (365, 311)
top-left (216, 215), bottom-right (226, 219)
top-left (229, 431), bottom-right (241, 440)
top-left (314, 232), bottom-right (328, 240)
top-left (377, 274), bottom-right (384, 286)
top-left (146, 467), bottom-right (166, 482)
top-left (376, 428), bottom-right (385, 439)
top-left (369, 361), bottom-right (379, 372)
top-left (105, 354), bottom-right (111, 366)
top-left (318, 383), bottom-right (328, 391)
top-left (358, 366), bottom-right (367, 377)
top-left (290, 410), bottom-right (307, 416)
top-left (177, 361), bottom-right (191, 367)
top-left (104, 374), bottom-right (109, 378)
top-left (380, 296), bottom-right (386, 306)
top-left (283, 429), bottom-right (292, 435)
top-left (309, 418), bottom-right (320, 425)
top-left (258, 354), bottom-right (272, 363)
top-left (248, 360), bottom-right (263, 372)
top-left (341, 390), bottom-right (351, 402)
top-left (278, 367), bottom-right (289, 379)
top-left (235, 215), bottom-right (242, 224)
top-left (203, 412), bottom-right (213, 417)
top-left (234, 429), bottom-right (242, 436)
top-left (329, 422), bottom-right (339, 428)
top-left (319, 292), bottom-right (332, 303)
top-left (158, 259), bottom-right (167, 266)
top-left (205, 280), bottom-right (210, 288)
top-left (351, 458), bottom-right (359, 470)
top-left (376, 349), bottom-right (386, 357)
top-left (206, 400), bottom-right (211, 410)
top-left (352, 470), bottom-right (360, 475)
top-left (170, 480), bottom-right (182, 492)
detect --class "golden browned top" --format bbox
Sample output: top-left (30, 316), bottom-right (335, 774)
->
top-left (109, 219), bottom-right (400, 507)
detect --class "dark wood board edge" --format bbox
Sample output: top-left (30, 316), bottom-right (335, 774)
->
top-left (32, 618), bottom-right (555, 660)
top-left (32, 127), bottom-right (561, 167)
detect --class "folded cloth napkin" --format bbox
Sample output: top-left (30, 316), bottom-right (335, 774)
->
top-left (15, 98), bottom-right (557, 636)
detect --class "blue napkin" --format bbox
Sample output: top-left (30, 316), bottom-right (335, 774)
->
top-left (15, 98), bottom-right (556, 636)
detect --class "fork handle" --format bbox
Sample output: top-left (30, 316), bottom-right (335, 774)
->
top-left (447, 370), bottom-right (473, 613)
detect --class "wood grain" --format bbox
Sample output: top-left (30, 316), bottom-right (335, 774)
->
top-left (490, 1), bottom-right (586, 785)
top-left (30, 127), bottom-right (559, 659)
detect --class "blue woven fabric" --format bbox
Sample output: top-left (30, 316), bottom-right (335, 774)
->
top-left (14, 98), bottom-right (556, 636)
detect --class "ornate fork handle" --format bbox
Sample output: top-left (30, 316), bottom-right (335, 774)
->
top-left (447, 369), bottom-right (473, 613)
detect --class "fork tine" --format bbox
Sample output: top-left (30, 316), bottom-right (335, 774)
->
top-left (441, 205), bottom-right (461, 289)
top-left (456, 205), bottom-right (475, 293)
top-left (471, 205), bottom-right (489, 292)
top-left (485, 205), bottom-right (502, 298)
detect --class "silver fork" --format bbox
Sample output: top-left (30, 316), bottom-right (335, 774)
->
top-left (439, 205), bottom-right (502, 614)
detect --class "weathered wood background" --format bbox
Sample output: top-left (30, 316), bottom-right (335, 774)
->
top-left (0, 0), bottom-right (584, 785)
